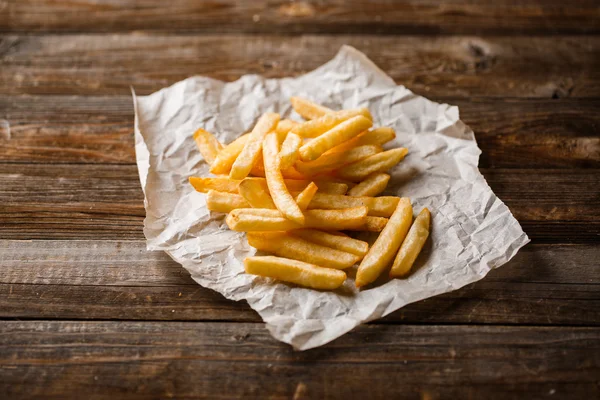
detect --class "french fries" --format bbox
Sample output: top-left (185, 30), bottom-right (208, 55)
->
top-left (210, 134), bottom-right (250, 174)
top-left (295, 145), bottom-right (381, 176)
top-left (299, 115), bottom-right (373, 161)
top-left (390, 208), bottom-right (431, 278)
top-left (238, 178), bottom-right (276, 209)
top-left (189, 176), bottom-right (241, 194)
top-left (226, 207), bottom-right (368, 232)
top-left (295, 182), bottom-right (318, 210)
top-left (347, 173), bottom-right (390, 197)
top-left (230, 113), bottom-right (280, 180)
top-left (305, 193), bottom-right (399, 217)
top-left (263, 132), bottom-right (305, 224)
top-left (193, 128), bottom-right (223, 164)
top-left (190, 96), bottom-right (431, 290)
top-left (291, 229), bottom-right (369, 257)
top-left (355, 198), bottom-right (413, 287)
top-left (245, 256), bottom-right (346, 290)
top-left (247, 232), bottom-right (361, 269)
top-left (206, 190), bottom-right (250, 213)
top-left (290, 97), bottom-right (333, 120)
top-left (338, 147), bottom-right (408, 181)
top-left (330, 127), bottom-right (396, 153)
top-left (292, 108), bottom-right (372, 139)
top-left (279, 132), bottom-right (302, 170)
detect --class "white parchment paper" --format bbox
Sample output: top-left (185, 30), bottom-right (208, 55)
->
top-left (133, 46), bottom-right (529, 350)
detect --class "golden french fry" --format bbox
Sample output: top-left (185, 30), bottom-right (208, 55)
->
top-left (295, 145), bottom-right (381, 176)
top-left (244, 256), bottom-right (346, 290)
top-left (345, 216), bottom-right (388, 232)
top-left (247, 233), bottom-right (361, 269)
top-left (390, 208), bottom-right (431, 278)
top-left (238, 178), bottom-right (276, 208)
top-left (263, 132), bottom-right (305, 224)
top-left (279, 132), bottom-right (302, 170)
top-left (291, 229), bottom-right (369, 257)
top-left (226, 207), bottom-right (368, 232)
top-left (206, 190), bottom-right (250, 213)
top-left (338, 148), bottom-right (408, 181)
top-left (276, 119), bottom-right (300, 135)
top-left (209, 134), bottom-right (250, 174)
top-left (193, 128), bottom-right (223, 164)
top-left (295, 182), bottom-right (318, 210)
top-left (299, 116), bottom-right (373, 161)
top-left (229, 113), bottom-right (280, 180)
top-left (304, 193), bottom-right (399, 217)
top-left (189, 176), bottom-right (240, 194)
top-left (347, 173), bottom-right (391, 197)
top-left (355, 198), bottom-right (413, 287)
top-left (250, 161), bottom-right (308, 180)
top-left (290, 97), bottom-right (333, 120)
top-left (292, 108), bottom-right (373, 139)
top-left (239, 177), bottom-right (347, 195)
top-left (330, 127), bottom-right (396, 153)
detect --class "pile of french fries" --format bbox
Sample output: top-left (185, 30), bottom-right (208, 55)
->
top-left (190, 97), bottom-right (431, 290)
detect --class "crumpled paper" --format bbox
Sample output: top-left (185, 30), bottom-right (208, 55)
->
top-left (133, 46), bottom-right (529, 350)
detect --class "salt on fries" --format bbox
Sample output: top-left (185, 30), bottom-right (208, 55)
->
top-left (190, 97), bottom-right (432, 290)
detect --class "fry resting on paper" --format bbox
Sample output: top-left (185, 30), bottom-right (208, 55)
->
top-left (290, 97), bottom-right (333, 120)
top-left (390, 208), bottom-right (431, 278)
top-left (247, 233), bottom-right (361, 269)
top-left (193, 128), bottom-right (223, 165)
top-left (338, 147), bottom-right (408, 181)
top-left (347, 173), bottom-right (390, 197)
top-left (244, 256), bottom-right (346, 290)
top-left (291, 229), bottom-right (369, 257)
top-left (355, 198), bottom-right (413, 287)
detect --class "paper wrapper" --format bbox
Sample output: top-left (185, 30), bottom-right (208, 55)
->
top-left (133, 46), bottom-right (529, 350)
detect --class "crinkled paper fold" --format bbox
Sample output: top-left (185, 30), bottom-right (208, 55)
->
top-left (133, 46), bottom-right (529, 350)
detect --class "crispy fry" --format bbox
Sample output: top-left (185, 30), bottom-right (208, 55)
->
top-left (209, 134), bottom-right (250, 174)
top-left (330, 127), bottom-right (396, 153)
top-left (295, 182), bottom-right (318, 210)
top-left (295, 145), bottom-right (381, 176)
top-left (226, 207), bottom-right (368, 232)
top-left (304, 193), bottom-right (399, 217)
top-left (189, 176), bottom-right (240, 194)
top-left (292, 108), bottom-right (373, 139)
top-left (206, 190), bottom-right (250, 213)
top-left (348, 216), bottom-right (388, 232)
top-left (290, 97), bottom-right (333, 120)
top-left (299, 116), bottom-right (373, 161)
top-left (245, 256), bottom-right (346, 290)
top-left (240, 177), bottom-right (347, 195)
top-left (279, 132), bottom-right (302, 170)
top-left (338, 148), bottom-right (408, 181)
top-left (238, 178), bottom-right (276, 208)
top-left (355, 198), bottom-right (413, 287)
top-left (229, 113), bottom-right (280, 180)
top-left (263, 132), bottom-right (305, 224)
top-left (247, 233), bottom-right (361, 269)
top-left (193, 128), bottom-right (223, 164)
top-left (276, 119), bottom-right (300, 135)
top-left (347, 173), bottom-right (390, 197)
top-left (390, 208), bottom-right (431, 278)
top-left (291, 229), bottom-right (369, 257)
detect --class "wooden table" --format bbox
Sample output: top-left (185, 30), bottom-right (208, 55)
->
top-left (1, 1), bottom-right (599, 398)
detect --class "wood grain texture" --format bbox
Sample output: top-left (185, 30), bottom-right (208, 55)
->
top-left (2, 0), bottom-right (600, 35)
top-left (1, 321), bottom-right (598, 399)
top-left (1, 163), bottom-right (597, 242)
top-left (1, 240), bottom-right (598, 325)
top-left (1, 35), bottom-right (598, 97)
top-left (1, 95), bottom-right (598, 167)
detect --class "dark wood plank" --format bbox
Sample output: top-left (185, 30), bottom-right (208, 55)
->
top-left (1, 240), bottom-right (598, 325)
top-left (1, 35), bottom-right (598, 97)
top-left (0, 321), bottom-right (598, 399)
top-left (2, 0), bottom-right (599, 35)
top-left (1, 95), bottom-right (598, 168)
top-left (1, 163), bottom-right (597, 243)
